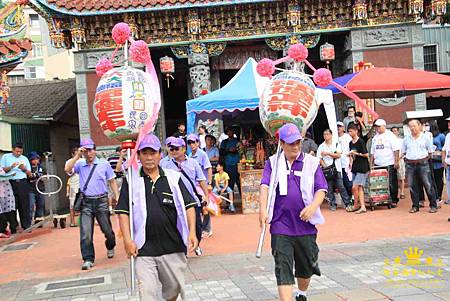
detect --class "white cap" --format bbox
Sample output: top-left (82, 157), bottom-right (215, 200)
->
top-left (374, 119), bottom-right (387, 126)
top-left (337, 121), bottom-right (344, 127)
top-left (446, 116), bottom-right (450, 121)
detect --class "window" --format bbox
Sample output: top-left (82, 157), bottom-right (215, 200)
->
top-left (31, 43), bottom-right (43, 57)
top-left (29, 14), bottom-right (40, 28)
top-left (8, 75), bottom-right (25, 85)
top-left (25, 67), bottom-right (37, 79)
top-left (423, 45), bottom-right (438, 72)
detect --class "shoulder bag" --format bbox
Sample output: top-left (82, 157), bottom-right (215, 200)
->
top-left (74, 164), bottom-right (97, 212)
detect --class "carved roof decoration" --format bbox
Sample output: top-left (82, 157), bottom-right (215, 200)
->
top-left (0, 38), bottom-right (32, 71)
top-left (28, 0), bottom-right (445, 50)
top-left (33, 0), bottom-right (274, 15)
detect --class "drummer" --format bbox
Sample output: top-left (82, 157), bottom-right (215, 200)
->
top-left (259, 123), bottom-right (327, 301)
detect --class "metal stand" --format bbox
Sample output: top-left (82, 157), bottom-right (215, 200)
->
top-left (255, 141), bottom-right (281, 258)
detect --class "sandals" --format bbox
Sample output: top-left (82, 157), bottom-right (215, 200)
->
top-left (0, 233), bottom-right (10, 238)
top-left (355, 208), bottom-right (367, 214)
top-left (70, 224), bottom-right (77, 227)
top-left (400, 194), bottom-right (405, 199)
top-left (409, 207), bottom-right (419, 213)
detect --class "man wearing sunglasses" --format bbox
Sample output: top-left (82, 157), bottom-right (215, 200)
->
top-left (160, 138), bottom-right (209, 256)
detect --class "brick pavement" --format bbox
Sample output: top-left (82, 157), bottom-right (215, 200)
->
top-left (1, 234), bottom-right (450, 301)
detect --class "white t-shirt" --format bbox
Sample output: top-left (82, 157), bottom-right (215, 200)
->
top-left (371, 130), bottom-right (400, 166)
top-left (65, 159), bottom-right (80, 189)
top-left (338, 133), bottom-right (352, 170)
top-left (440, 133), bottom-right (450, 165)
top-left (317, 141), bottom-right (342, 170)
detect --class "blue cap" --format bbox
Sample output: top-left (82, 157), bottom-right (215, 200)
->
top-left (29, 152), bottom-right (40, 160)
top-left (278, 123), bottom-right (303, 144)
top-left (80, 138), bottom-right (95, 149)
top-left (138, 133), bottom-right (161, 151)
top-left (187, 134), bottom-right (199, 142)
top-left (169, 137), bottom-right (186, 147)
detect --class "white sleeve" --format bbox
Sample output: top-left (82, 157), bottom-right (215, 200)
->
top-left (444, 134), bottom-right (450, 151)
top-left (391, 132), bottom-right (401, 151)
top-left (317, 144), bottom-right (323, 159)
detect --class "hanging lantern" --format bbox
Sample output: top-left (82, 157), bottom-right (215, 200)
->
top-left (0, 71), bottom-right (10, 111)
top-left (431, 0), bottom-right (447, 16)
top-left (320, 42), bottom-right (335, 69)
top-left (353, 0), bottom-right (368, 21)
top-left (94, 67), bottom-right (159, 141)
top-left (70, 18), bottom-right (86, 46)
top-left (259, 70), bottom-right (319, 136)
top-left (50, 31), bottom-right (64, 48)
top-left (159, 56), bottom-right (175, 87)
top-left (409, 0), bottom-right (424, 16)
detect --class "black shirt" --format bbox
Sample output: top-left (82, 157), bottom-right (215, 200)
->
top-left (349, 138), bottom-right (370, 173)
top-left (115, 167), bottom-right (196, 257)
top-left (29, 165), bottom-right (45, 193)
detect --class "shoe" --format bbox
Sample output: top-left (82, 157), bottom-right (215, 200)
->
top-left (445, 200), bottom-right (450, 205)
top-left (448, 217), bottom-right (450, 222)
top-left (295, 294), bottom-right (307, 301)
top-left (81, 261), bottom-right (94, 270)
top-left (419, 201), bottom-right (425, 208)
top-left (229, 203), bottom-right (236, 213)
top-left (409, 207), bottom-right (419, 213)
top-left (391, 202), bottom-right (397, 208)
top-left (107, 249), bottom-right (115, 259)
top-left (345, 205), bottom-right (354, 212)
top-left (355, 208), bottom-right (367, 214)
top-left (429, 207), bottom-right (438, 213)
top-left (195, 247), bottom-right (203, 256)
top-left (330, 205), bottom-right (337, 211)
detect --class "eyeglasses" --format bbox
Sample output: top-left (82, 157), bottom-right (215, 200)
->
top-left (169, 147), bottom-right (180, 152)
top-left (187, 140), bottom-right (196, 145)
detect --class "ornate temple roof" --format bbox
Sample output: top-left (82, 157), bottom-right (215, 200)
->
top-left (34, 0), bottom-right (272, 15)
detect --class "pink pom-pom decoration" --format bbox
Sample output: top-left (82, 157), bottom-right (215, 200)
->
top-left (96, 58), bottom-right (113, 77)
top-left (129, 40), bottom-right (151, 64)
top-left (288, 43), bottom-right (308, 62)
top-left (313, 68), bottom-right (333, 87)
top-left (256, 58), bottom-right (275, 78)
top-left (112, 23), bottom-right (131, 45)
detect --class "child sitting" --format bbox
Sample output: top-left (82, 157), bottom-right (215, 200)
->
top-left (213, 162), bottom-right (235, 212)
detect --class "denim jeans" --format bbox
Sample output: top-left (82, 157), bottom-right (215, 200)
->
top-left (29, 191), bottom-right (45, 220)
top-left (406, 162), bottom-right (437, 209)
top-left (326, 172), bottom-right (351, 207)
top-left (80, 197), bottom-right (115, 262)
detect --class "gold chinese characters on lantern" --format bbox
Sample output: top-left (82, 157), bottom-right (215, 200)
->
top-left (160, 56), bottom-right (175, 87)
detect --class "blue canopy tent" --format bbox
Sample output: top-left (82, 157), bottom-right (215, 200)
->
top-left (186, 58), bottom-right (270, 134)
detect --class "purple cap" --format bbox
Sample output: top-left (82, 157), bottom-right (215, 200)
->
top-left (165, 136), bottom-right (177, 146)
top-left (80, 138), bottom-right (95, 149)
top-left (187, 134), bottom-right (199, 142)
top-left (138, 133), bottom-right (161, 151)
top-left (279, 123), bottom-right (303, 144)
top-left (169, 137), bottom-right (186, 147)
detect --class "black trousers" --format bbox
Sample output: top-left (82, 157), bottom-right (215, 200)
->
top-left (225, 165), bottom-right (241, 196)
top-left (433, 167), bottom-right (444, 200)
top-left (0, 211), bottom-right (17, 234)
top-left (9, 179), bottom-right (31, 230)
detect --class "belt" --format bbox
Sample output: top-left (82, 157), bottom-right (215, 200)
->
top-left (84, 193), bottom-right (108, 199)
top-left (405, 158), bottom-right (428, 165)
top-left (11, 178), bottom-right (27, 182)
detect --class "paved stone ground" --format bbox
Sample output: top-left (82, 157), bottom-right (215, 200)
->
top-left (2, 234), bottom-right (450, 301)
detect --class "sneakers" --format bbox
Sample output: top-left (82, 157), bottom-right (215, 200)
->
top-left (345, 205), bottom-right (354, 212)
top-left (330, 205), bottom-right (337, 211)
top-left (429, 207), bottom-right (438, 213)
top-left (81, 261), bottom-right (94, 270)
top-left (195, 246), bottom-right (203, 256)
top-left (229, 203), bottom-right (236, 213)
top-left (107, 248), bottom-right (115, 259)
top-left (295, 295), bottom-right (307, 301)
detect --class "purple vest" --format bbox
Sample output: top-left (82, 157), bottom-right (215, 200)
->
top-left (131, 167), bottom-right (190, 250)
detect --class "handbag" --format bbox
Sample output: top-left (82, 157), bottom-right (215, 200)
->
top-left (73, 164), bottom-right (97, 212)
top-left (322, 159), bottom-right (337, 181)
top-left (175, 160), bottom-right (205, 206)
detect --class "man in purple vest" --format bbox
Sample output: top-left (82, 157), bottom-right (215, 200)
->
top-left (259, 123), bottom-right (328, 301)
top-left (116, 133), bottom-right (198, 300)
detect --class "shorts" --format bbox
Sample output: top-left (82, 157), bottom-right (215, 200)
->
top-left (397, 159), bottom-right (405, 180)
top-left (135, 252), bottom-right (187, 300)
top-left (352, 172), bottom-right (369, 186)
top-left (108, 177), bottom-right (123, 199)
top-left (212, 185), bottom-right (233, 194)
top-left (271, 234), bottom-right (321, 285)
top-left (68, 187), bottom-right (78, 209)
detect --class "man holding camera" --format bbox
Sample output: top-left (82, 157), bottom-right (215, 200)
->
top-left (65, 138), bottom-right (119, 270)
top-left (0, 142), bottom-right (32, 231)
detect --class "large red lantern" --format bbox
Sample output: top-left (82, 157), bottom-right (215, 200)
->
top-left (159, 56), bottom-right (175, 87)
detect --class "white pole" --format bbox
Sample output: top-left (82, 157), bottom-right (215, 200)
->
top-left (255, 141), bottom-right (281, 258)
top-left (127, 147), bottom-right (136, 295)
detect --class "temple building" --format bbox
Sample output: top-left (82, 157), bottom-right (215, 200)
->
top-left (26, 0), bottom-right (449, 148)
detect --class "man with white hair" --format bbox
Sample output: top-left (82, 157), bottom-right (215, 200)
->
top-left (370, 119), bottom-right (400, 207)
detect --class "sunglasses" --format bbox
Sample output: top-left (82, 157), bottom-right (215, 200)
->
top-left (169, 146), bottom-right (180, 152)
top-left (187, 140), bottom-right (197, 145)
